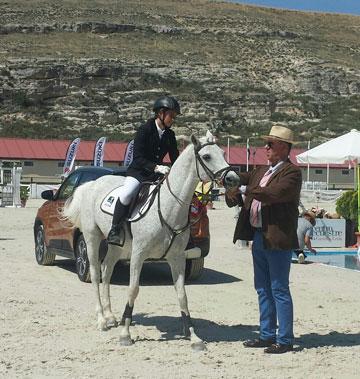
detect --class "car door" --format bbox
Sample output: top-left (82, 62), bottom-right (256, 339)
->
top-left (47, 171), bottom-right (81, 252)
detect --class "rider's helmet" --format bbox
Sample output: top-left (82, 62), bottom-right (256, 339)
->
top-left (153, 96), bottom-right (181, 115)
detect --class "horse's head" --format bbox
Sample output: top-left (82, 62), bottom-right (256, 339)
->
top-left (191, 131), bottom-right (240, 189)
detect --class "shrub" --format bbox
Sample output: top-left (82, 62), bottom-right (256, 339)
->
top-left (20, 185), bottom-right (30, 201)
top-left (335, 190), bottom-right (358, 222)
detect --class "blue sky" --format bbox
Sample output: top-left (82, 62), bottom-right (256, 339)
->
top-left (230, 1), bottom-right (360, 15)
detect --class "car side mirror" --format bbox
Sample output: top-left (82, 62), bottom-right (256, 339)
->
top-left (41, 190), bottom-right (55, 201)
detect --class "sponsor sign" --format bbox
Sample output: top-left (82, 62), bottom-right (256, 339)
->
top-left (63, 138), bottom-right (81, 177)
top-left (312, 219), bottom-right (346, 248)
top-left (93, 136), bottom-right (106, 167)
top-left (123, 139), bottom-right (134, 167)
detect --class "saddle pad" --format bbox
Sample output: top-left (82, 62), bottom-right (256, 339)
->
top-left (100, 187), bottom-right (123, 215)
top-left (100, 185), bottom-right (157, 221)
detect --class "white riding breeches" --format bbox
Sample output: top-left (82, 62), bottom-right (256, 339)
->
top-left (118, 176), bottom-right (141, 206)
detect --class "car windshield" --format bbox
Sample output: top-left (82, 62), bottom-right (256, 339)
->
top-left (57, 173), bottom-right (80, 200)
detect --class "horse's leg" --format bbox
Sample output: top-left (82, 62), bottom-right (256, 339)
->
top-left (167, 253), bottom-right (206, 351)
top-left (119, 251), bottom-right (145, 346)
top-left (85, 231), bottom-right (108, 331)
top-left (101, 244), bottom-right (120, 328)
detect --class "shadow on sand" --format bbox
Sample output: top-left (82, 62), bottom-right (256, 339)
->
top-left (296, 331), bottom-right (360, 350)
top-left (54, 259), bottom-right (241, 286)
top-left (121, 314), bottom-right (360, 348)
top-left (131, 313), bottom-right (258, 343)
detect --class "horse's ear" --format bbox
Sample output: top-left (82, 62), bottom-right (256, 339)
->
top-left (191, 134), bottom-right (201, 149)
top-left (206, 130), bottom-right (215, 143)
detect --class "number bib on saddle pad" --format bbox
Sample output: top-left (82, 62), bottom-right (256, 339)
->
top-left (100, 185), bottom-right (157, 222)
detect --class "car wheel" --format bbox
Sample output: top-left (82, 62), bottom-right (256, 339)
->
top-left (35, 224), bottom-right (56, 265)
top-left (75, 234), bottom-right (91, 283)
top-left (185, 257), bottom-right (204, 281)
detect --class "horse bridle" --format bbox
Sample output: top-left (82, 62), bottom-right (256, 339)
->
top-left (194, 142), bottom-right (231, 183)
top-left (157, 141), bottom-right (232, 259)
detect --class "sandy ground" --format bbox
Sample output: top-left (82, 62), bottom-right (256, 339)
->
top-left (1, 199), bottom-right (359, 379)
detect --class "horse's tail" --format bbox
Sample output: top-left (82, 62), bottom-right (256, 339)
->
top-left (62, 181), bottom-right (93, 229)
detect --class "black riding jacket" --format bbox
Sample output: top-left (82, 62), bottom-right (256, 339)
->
top-left (127, 118), bottom-right (179, 182)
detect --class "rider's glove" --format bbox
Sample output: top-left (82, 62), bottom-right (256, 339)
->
top-left (154, 165), bottom-right (170, 175)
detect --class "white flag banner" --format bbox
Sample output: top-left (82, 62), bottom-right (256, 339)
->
top-left (123, 139), bottom-right (134, 167)
top-left (63, 138), bottom-right (81, 177)
top-left (93, 136), bottom-right (107, 167)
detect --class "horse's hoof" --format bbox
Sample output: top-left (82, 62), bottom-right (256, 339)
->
top-left (191, 341), bottom-right (206, 351)
top-left (119, 336), bottom-right (133, 346)
top-left (106, 319), bottom-right (118, 329)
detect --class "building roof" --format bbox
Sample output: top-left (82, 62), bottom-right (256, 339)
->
top-left (0, 137), bottom-right (350, 168)
top-left (0, 137), bottom-right (126, 162)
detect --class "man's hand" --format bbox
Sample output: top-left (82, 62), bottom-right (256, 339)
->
top-left (154, 165), bottom-right (170, 175)
top-left (226, 187), bottom-right (240, 201)
top-left (310, 248), bottom-right (317, 254)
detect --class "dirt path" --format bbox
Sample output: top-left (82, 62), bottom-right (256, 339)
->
top-left (0, 199), bottom-right (359, 378)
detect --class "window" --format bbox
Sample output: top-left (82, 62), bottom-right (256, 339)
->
top-left (23, 161), bottom-right (34, 167)
top-left (58, 161), bottom-right (65, 167)
top-left (342, 170), bottom-right (350, 175)
top-left (57, 172), bottom-right (80, 200)
top-left (78, 171), bottom-right (104, 186)
top-left (315, 169), bottom-right (323, 175)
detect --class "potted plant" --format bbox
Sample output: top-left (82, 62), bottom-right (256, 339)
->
top-left (20, 185), bottom-right (30, 207)
top-left (335, 190), bottom-right (358, 246)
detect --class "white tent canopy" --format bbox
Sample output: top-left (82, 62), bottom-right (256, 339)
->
top-left (296, 129), bottom-right (360, 164)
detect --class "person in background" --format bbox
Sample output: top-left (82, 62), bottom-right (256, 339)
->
top-left (225, 125), bottom-right (302, 354)
top-left (107, 96), bottom-right (180, 245)
top-left (295, 210), bottom-right (317, 263)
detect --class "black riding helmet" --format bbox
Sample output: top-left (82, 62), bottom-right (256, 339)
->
top-left (153, 96), bottom-right (181, 115)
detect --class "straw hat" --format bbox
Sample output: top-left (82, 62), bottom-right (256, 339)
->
top-left (261, 125), bottom-right (297, 144)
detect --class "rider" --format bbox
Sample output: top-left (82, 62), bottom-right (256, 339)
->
top-left (107, 96), bottom-right (180, 245)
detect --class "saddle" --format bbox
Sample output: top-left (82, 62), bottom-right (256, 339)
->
top-left (127, 181), bottom-right (159, 222)
top-left (100, 181), bottom-right (160, 221)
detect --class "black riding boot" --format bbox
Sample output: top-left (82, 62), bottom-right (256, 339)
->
top-left (107, 199), bottom-right (129, 246)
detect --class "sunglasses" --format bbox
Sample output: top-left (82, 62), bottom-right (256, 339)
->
top-left (266, 140), bottom-right (290, 149)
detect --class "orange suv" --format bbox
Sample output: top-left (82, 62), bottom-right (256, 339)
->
top-left (34, 166), bottom-right (210, 282)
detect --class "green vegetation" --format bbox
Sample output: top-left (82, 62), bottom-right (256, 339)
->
top-left (336, 190), bottom-right (358, 222)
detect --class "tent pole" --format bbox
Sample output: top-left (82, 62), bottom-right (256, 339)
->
top-left (306, 140), bottom-right (310, 182)
top-left (354, 161), bottom-right (357, 190)
top-left (357, 165), bottom-right (360, 232)
top-left (326, 163), bottom-right (329, 190)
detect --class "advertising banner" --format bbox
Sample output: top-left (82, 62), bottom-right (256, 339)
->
top-left (63, 138), bottom-right (81, 178)
top-left (93, 136), bottom-right (107, 167)
top-left (123, 139), bottom-right (134, 167)
top-left (312, 219), bottom-right (346, 248)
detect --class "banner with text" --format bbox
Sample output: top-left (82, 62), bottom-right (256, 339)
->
top-left (63, 138), bottom-right (81, 178)
top-left (123, 139), bottom-right (134, 167)
top-left (93, 136), bottom-right (107, 167)
top-left (312, 218), bottom-right (346, 248)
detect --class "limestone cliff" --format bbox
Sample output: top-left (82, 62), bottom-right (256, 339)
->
top-left (0, 0), bottom-right (360, 146)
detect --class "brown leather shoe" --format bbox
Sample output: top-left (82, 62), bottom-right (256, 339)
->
top-left (243, 338), bottom-right (275, 348)
top-left (264, 343), bottom-right (293, 354)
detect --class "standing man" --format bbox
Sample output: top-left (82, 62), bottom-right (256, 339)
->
top-left (107, 96), bottom-right (180, 245)
top-left (226, 125), bottom-right (302, 354)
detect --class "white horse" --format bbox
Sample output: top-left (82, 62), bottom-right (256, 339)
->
top-left (63, 131), bottom-right (240, 350)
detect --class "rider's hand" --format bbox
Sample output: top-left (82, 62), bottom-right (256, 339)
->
top-left (154, 165), bottom-right (170, 175)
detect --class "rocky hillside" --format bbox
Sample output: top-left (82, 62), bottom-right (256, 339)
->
top-left (0, 0), bottom-right (360, 146)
